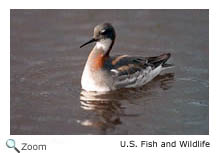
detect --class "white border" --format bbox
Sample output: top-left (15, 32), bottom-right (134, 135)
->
top-left (1, 0), bottom-right (219, 153)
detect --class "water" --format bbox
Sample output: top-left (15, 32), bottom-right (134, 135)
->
top-left (11, 10), bottom-right (209, 135)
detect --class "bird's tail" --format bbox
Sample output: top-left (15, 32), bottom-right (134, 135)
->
top-left (148, 53), bottom-right (174, 69)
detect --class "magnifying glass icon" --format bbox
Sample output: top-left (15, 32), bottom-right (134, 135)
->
top-left (6, 139), bottom-right (20, 153)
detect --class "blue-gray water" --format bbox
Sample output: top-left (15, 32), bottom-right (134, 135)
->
top-left (11, 10), bottom-right (208, 134)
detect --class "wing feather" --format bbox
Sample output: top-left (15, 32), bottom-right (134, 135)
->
top-left (108, 53), bottom-right (172, 88)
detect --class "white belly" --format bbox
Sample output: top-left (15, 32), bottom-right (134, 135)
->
top-left (81, 64), bottom-right (164, 91)
top-left (81, 66), bottom-right (111, 92)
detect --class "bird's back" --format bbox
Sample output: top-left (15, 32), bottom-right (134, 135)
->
top-left (106, 53), bottom-right (173, 89)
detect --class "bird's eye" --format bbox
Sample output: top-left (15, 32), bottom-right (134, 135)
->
top-left (100, 29), bottom-right (107, 34)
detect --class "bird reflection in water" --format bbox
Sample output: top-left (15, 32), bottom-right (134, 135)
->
top-left (79, 90), bottom-right (124, 133)
top-left (78, 73), bottom-right (175, 134)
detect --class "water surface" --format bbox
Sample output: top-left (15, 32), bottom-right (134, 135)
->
top-left (11, 10), bottom-right (209, 134)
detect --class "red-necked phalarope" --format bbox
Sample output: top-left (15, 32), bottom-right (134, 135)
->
top-left (80, 23), bottom-right (173, 92)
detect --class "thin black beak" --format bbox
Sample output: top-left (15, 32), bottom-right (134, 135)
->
top-left (80, 38), bottom-right (96, 48)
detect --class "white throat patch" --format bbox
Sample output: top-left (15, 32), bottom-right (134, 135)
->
top-left (96, 39), bottom-right (112, 52)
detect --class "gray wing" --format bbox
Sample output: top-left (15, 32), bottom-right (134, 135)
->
top-left (108, 53), bottom-right (172, 88)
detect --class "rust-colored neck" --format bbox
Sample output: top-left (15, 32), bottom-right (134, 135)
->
top-left (86, 48), bottom-right (106, 71)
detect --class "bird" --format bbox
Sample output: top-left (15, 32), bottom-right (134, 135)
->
top-left (80, 23), bottom-right (173, 92)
